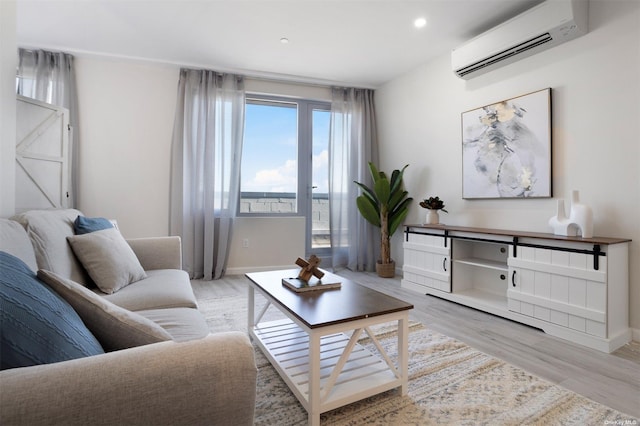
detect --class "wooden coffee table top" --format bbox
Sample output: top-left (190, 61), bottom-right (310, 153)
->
top-left (246, 269), bottom-right (413, 329)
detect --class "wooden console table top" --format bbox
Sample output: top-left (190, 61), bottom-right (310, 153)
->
top-left (405, 224), bottom-right (631, 245)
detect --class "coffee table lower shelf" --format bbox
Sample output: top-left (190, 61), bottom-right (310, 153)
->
top-left (251, 318), bottom-right (405, 420)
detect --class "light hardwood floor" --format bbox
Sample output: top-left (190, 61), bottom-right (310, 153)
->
top-left (195, 270), bottom-right (640, 418)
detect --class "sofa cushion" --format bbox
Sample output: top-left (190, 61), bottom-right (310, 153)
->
top-left (73, 215), bottom-right (114, 235)
top-left (0, 219), bottom-right (37, 272)
top-left (11, 209), bottom-right (91, 285)
top-left (37, 270), bottom-right (172, 352)
top-left (98, 269), bottom-right (198, 311)
top-left (135, 307), bottom-right (210, 342)
top-left (67, 228), bottom-right (147, 294)
top-left (0, 252), bottom-right (104, 370)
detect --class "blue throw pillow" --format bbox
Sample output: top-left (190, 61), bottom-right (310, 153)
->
top-left (74, 215), bottom-right (113, 235)
top-left (0, 251), bottom-right (104, 370)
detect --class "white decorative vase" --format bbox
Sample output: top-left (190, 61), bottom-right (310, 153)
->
top-left (548, 190), bottom-right (594, 238)
top-left (568, 190), bottom-right (594, 238)
top-left (426, 210), bottom-right (440, 225)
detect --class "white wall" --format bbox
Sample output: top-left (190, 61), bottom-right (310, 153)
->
top-left (74, 57), bottom-right (178, 237)
top-left (226, 216), bottom-right (306, 274)
top-left (0, 1), bottom-right (17, 218)
top-left (245, 78), bottom-right (331, 101)
top-left (375, 0), bottom-right (640, 331)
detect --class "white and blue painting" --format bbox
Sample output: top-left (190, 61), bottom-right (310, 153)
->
top-left (462, 89), bottom-right (551, 199)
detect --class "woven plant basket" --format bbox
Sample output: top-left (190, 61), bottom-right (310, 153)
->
top-left (376, 260), bottom-right (396, 278)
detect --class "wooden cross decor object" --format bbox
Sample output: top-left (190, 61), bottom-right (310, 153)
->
top-left (295, 254), bottom-right (325, 282)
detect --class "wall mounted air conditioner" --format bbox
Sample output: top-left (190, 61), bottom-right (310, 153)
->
top-left (451, 0), bottom-right (588, 79)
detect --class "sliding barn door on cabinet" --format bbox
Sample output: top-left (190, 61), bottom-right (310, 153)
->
top-left (507, 245), bottom-right (608, 338)
top-left (15, 95), bottom-right (71, 213)
top-left (401, 232), bottom-right (451, 293)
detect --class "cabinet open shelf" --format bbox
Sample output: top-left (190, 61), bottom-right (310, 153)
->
top-left (449, 289), bottom-right (507, 312)
top-left (453, 257), bottom-right (508, 271)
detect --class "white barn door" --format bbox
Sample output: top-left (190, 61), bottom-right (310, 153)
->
top-left (15, 95), bottom-right (71, 213)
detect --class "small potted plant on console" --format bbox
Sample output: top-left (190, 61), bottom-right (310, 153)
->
top-left (419, 196), bottom-right (447, 225)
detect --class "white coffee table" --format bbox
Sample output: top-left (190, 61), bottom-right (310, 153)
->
top-left (246, 269), bottom-right (413, 426)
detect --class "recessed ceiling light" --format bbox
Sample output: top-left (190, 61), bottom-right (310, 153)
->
top-left (280, 37), bottom-right (290, 44)
top-left (414, 17), bottom-right (427, 28)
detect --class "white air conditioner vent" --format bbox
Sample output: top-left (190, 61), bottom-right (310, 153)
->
top-left (452, 0), bottom-right (588, 79)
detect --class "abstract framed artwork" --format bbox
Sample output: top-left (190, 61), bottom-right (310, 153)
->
top-left (461, 88), bottom-right (552, 199)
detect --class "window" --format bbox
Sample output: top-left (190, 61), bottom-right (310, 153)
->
top-left (240, 97), bottom-right (299, 214)
top-left (240, 95), bottom-right (331, 252)
top-left (16, 64), bottom-right (56, 105)
top-left (239, 95), bottom-right (330, 216)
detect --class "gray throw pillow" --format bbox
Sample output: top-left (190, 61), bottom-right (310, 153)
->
top-left (67, 228), bottom-right (147, 294)
top-left (37, 269), bottom-right (172, 351)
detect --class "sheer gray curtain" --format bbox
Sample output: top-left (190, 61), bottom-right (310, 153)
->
top-left (170, 69), bottom-right (245, 280)
top-left (16, 48), bottom-right (79, 207)
top-left (329, 88), bottom-right (379, 271)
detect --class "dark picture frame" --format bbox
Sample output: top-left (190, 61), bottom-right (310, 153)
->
top-left (461, 88), bottom-right (552, 199)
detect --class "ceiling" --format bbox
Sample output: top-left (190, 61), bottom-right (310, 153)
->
top-left (15, 0), bottom-right (543, 88)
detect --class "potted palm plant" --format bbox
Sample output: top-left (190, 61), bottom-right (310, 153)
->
top-left (354, 162), bottom-right (413, 277)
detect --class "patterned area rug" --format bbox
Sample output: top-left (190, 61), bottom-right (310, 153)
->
top-left (197, 293), bottom-right (637, 425)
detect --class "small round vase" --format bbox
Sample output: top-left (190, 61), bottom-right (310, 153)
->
top-left (426, 210), bottom-right (440, 225)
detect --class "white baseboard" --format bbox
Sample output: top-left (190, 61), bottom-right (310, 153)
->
top-left (225, 265), bottom-right (296, 276)
top-left (631, 328), bottom-right (640, 343)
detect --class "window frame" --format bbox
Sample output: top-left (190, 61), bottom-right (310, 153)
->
top-left (238, 94), bottom-right (330, 218)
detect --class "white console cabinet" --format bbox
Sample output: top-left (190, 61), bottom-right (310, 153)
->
top-left (401, 224), bottom-right (631, 353)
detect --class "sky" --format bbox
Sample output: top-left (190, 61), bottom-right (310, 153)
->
top-left (241, 102), bottom-right (330, 194)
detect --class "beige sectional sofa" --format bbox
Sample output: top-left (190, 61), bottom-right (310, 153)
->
top-left (0, 209), bottom-right (257, 425)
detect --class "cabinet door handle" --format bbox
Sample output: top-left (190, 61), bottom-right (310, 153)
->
top-left (511, 270), bottom-right (517, 287)
top-left (443, 258), bottom-right (447, 272)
